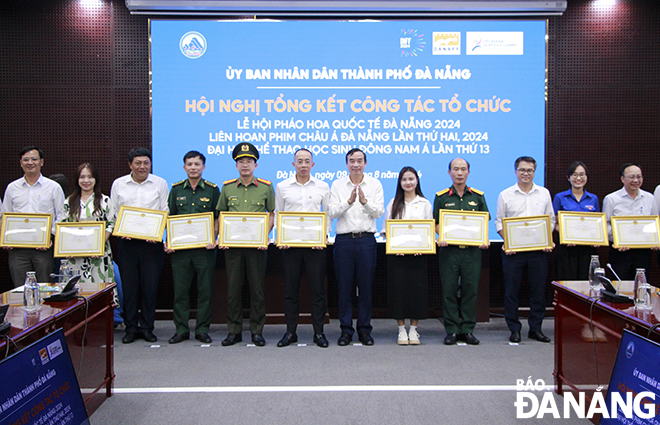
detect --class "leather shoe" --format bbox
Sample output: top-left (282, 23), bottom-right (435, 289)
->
top-left (510, 331), bottom-right (521, 343)
top-left (358, 332), bottom-right (374, 346)
top-left (277, 332), bottom-right (298, 347)
top-left (459, 333), bottom-right (480, 345)
top-left (122, 332), bottom-right (137, 344)
top-left (444, 333), bottom-right (458, 345)
top-left (168, 333), bottom-right (189, 344)
top-left (195, 333), bottom-right (212, 344)
top-left (528, 330), bottom-right (551, 343)
top-left (221, 333), bottom-right (242, 346)
top-left (251, 333), bottom-right (266, 346)
top-left (313, 333), bottom-right (329, 348)
top-left (337, 332), bottom-right (352, 346)
top-left (140, 331), bottom-right (157, 343)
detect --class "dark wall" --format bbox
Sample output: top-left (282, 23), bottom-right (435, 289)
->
top-left (1, 1), bottom-right (659, 310)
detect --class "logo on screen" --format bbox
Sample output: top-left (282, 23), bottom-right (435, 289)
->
top-left (400, 29), bottom-right (425, 57)
top-left (39, 348), bottom-right (50, 365)
top-left (46, 339), bottom-right (64, 360)
top-left (626, 341), bottom-right (634, 358)
top-left (433, 32), bottom-right (461, 55)
top-left (180, 31), bottom-right (207, 59)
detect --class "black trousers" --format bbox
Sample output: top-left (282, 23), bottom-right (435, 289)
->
top-left (609, 247), bottom-right (652, 281)
top-left (115, 238), bottom-right (165, 334)
top-left (502, 251), bottom-right (548, 333)
top-left (281, 248), bottom-right (327, 334)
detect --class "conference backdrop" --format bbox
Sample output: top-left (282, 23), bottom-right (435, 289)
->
top-left (151, 20), bottom-right (547, 238)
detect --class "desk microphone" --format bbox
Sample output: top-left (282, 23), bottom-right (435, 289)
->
top-left (600, 264), bottom-right (633, 303)
top-left (606, 263), bottom-right (623, 293)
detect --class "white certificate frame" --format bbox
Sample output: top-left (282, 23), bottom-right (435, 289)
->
top-left (219, 212), bottom-right (268, 248)
top-left (502, 215), bottom-right (553, 253)
top-left (276, 212), bottom-right (327, 248)
top-left (438, 210), bottom-right (489, 247)
top-left (557, 211), bottom-right (608, 246)
top-left (611, 215), bottom-right (660, 249)
top-left (54, 221), bottom-right (106, 257)
top-left (385, 219), bottom-right (436, 255)
top-left (112, 206), bottom-right (168, 241)
top-left (0, 213), bottom-right (52, 248)
top-left (166, 212), bottom-right (214, 250)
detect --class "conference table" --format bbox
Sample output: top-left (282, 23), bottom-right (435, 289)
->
top-left (552, 280), bottom-right (660, 422)
top-left (0, 282), bottom-right (115, 415)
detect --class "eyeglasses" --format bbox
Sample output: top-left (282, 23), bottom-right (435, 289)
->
top-left (571, 173), bottom-right (586, 178)
top-left (21, 157), bottom-right (40, 163)
top-left (516, 168), bottom-right (535, 175)
top-left (624, 175), bottom-right (643, 180)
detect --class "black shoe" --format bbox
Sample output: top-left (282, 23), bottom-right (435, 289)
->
top-left (444, 333), bottom-right (458, 345)
top-left (528, 330), bottom-right (551, 343)
top-left (510, 331), bottom-right (521, 343)
top-left (337, 332), bottom-right (352, 346)
top-left (358, 332), bottom-right (374, 346)
top-left (195, 333), bottom-right (212, 344)
top-left (277, 332), bottom-right (298, 347)
top-left (221, 333), bottom-right (242, 346)
top-left (122, 332), bottom-right (137, 344)
top-left (459, 333), bottom-right (480, 345)
top-left (140, 331), bottom-right (157, 343)
top-left (251, 333), bottom-right (266, 346)
top-left (168, 333), bottom-right (189, 344)
top-left (313, 333), bottom-right (329, 348)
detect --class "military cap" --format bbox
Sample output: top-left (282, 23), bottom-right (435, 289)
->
top-left (232, 142), bottom-right (259, 161)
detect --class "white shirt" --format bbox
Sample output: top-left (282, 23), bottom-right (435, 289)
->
top-left (110, 173), bottom-right (169, 221)
top-left (495, 183), bottom-right (555, 232)
top-left (329, 174), bottom-right (384, 234)
top-left (649, 185), bottom-right (660, 216)
top-left (3, 174), bottom-right (66, 232)
top-left (603, 187), bottom-right (654, 240)
top-left (275, 175), bottom-right (331, 213)
top-left (382, 195), bottom-right (433, 233)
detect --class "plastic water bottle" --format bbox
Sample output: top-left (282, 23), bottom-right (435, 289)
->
top-left (588, 255), bottom-right (600, 288)
top-left (23, 271), bottom-right (41, 312)
top-left (634, 268), bottom-right (652, 310)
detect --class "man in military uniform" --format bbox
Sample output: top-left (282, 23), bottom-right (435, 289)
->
top-left (434, 158), bottom-right (489, 346)
top-left (217, 142), bottom-right (274, 347)
top-left (166, 151), bottom-right (220, 345)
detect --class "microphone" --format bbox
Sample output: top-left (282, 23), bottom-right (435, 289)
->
top-left (606, 263), bottom-right (623, 293)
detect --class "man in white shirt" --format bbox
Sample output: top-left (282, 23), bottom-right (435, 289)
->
top-left (275, 149), bottom-right (331, 348)
top-left (495, 156), bottom-right (554, 344)
top-left (328, 148), bottom-right (384, 346)
top-left (605, 163), bottom-right (655, 280)
top-left (3, 146), bottom-right (65, 286)
top-left (110, 147), bottom-right (169, 344)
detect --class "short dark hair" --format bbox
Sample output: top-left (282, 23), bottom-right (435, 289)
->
top-left (294, 148), bottom-right (313, 160)
top-left (448, 158), bottom-right (470, 171)
top-left (19, 146), bottom-right (44, 160)
top-left (183, 150), bottom-right (205, 164)
top-left (515, 156), bottom-right (536, 170)
top-left (345, 148), bottom-right (366, 164)
top-left (566, 161), bottom-right (588, 178)
top-left (128, 147), bottom-right (152, 163)
top-left (619, 163), bottom-right (641, 177)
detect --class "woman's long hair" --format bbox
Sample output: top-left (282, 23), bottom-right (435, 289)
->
top-left (67, 163), bottom-right (103, 221)
top-left (390, 166), bottom-right (424, 219)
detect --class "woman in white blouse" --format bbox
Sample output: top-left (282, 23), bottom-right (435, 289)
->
top-left (384, 167), bottom-right (433, 345)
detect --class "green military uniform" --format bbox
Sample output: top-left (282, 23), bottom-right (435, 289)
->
top-left (168, 178), bottom-right (220, 337)
top-left (433, 186), bottom-right (489, 334)
top-left (217, 176), bottom-right (275, 335)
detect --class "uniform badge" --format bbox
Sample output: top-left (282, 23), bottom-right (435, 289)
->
top-left (445, 203), bottom-right (455, 207)
top-left (177, 196), bottom-right (186, 201)
top-left (468, 201), bottom-right (478, 206)
top-left (228, 196), bottom-right (238, 201)
top-left (242, 144), bottom-right (250, 151)
top-left (200, 197), bottom-right (210, 202)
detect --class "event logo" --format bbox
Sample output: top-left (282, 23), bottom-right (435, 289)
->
top-left (46, 339), bottom-right (64, 360)
top-left (400, 29), bottom-right (425, 57)
top-left (180, 31), bottom-right (207, 59)
top-left (626, 341), bottom-right (635, 358)
top-left (466, 31), bottom-right (524, 55)
top-left (432, 32), bottom-right (460, 55)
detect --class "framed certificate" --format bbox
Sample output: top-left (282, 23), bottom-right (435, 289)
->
top-left (611, 215), bottom-right (660, 249)
top-left (54, 222), bottom-right (106, 257)
top-left (219, 212), bottom-right (269, 248)
top-left (385, 219), bottom-right (436, 255)
top-left (438, 210), bottom-right (489, 247)
top-left (502, 215), bottom-right (553, 253)
top-left (557, 211), bottom-right (608, 246)
top-left (166, 212), bottom-right (214, 250)
top-left (112, 206), bottom-right (167, 241)
top-left (0, 213), bottom-right (52, 248)
top-left (276, 212), bottom-right (327, 248)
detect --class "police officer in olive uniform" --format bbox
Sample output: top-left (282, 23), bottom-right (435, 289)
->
top-left (434, 158), bottom-right (489, 346)
top-left (166, 151), bottom-right (220, 345)
top-left (217, 142), bottom-right (274, 347)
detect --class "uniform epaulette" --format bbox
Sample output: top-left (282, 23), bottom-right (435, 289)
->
top-left (171, 179), bottom-right (186, 187)
top-left (204, 179), bottom-right (217, 188)
top-left (256, 178), bottom-right (272, 186)
top-left (470, 187), bottom-right (484, 195)
top-left (436, 188), bottom-right (450, 196)
top-left (223, 178), bottom-right (238, 185)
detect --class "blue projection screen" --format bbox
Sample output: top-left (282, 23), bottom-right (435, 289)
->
top-left (151, 20), bottom-right (547, 238)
